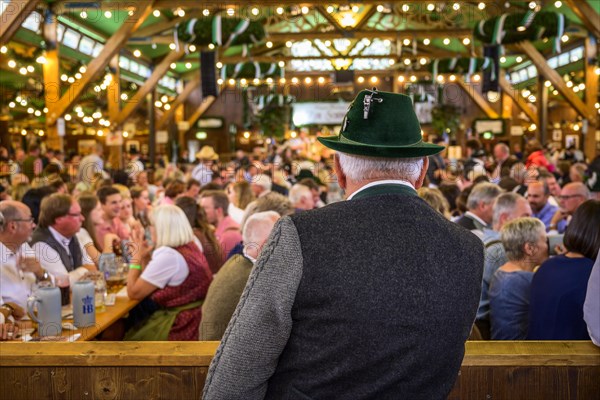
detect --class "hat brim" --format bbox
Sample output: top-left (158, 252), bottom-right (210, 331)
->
top-left (318, 135), bottom-right (445, 158)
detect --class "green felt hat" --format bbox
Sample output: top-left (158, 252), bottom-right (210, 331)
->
top-left (318, 89), bottom-right (445, 158)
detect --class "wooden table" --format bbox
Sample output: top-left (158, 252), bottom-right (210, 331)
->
top-left (17, 294), bottom-right (139, 341)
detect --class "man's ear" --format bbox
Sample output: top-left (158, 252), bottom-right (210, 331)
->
top-left (415, 157), bottom-right (429, 189)
top-left (334, 154), bottom-right (346, 190)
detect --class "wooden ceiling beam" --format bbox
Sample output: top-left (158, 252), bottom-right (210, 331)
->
top-left (0, 0), bottom-right (42, 46)
top-left (498, 73), bottom-right (539, 125)
top-left (46, 0), bottom-right (155, 126)
top-left (133, 9), bottom-right (207, 38)
top-left (151, 0), bottom-right (500, 6)
top-left (516, 40), bottom-right (594, 122)
top-left (185, 95), bottom-right (215, 132)
top-left (455, 77), bottom-right (500, 119)
top-left (113, 49), bottom-right (185, 126)
top-left (564, 0), bottom-right (600, 39)
top-left (156, 76), bottom-right (200, 129)
top-left (134, 28), bottom-right (472, 45)
top-left (354, 5), bottom-right (377, 31)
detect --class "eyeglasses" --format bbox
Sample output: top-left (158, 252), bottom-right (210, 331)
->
top-left (558, 194), bottom-right (583, 201)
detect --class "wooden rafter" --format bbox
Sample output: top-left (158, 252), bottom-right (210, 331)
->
top-left (139, 28), bottom-right (472, 45)
top-left (455, 78), bottom-right (500, 119)
top-left (185, 95), bottom-right (215, 131)
top-left (498, 74), bottom-right (539, 125)
top-left (46, 0), bottom-right (155, 126)
top-left (516, 41), bottom-right (593, 121)
top-left (564, 0), bottom-right (600, 39)
top-left (113, 49), bottom-right (185, 126)
top-left (315, 5), bottom-right (345, 33)
top-left (354, 5), bottom-right (377, 31)
top-left (156, 76), bottom-right (200, 129)
top-left (0, 0), bottom-right (41, 46)
top-left (133, 9), bottom-right (207, 38)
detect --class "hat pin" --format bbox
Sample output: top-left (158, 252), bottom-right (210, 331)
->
top-left (363, 87), bottom-right (383, 119)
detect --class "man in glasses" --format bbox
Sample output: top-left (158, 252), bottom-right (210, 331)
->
top-left (549, 182), bottom-right (591, 233)
top-left (30, 194), bottom-right (97, 284)
top-left (0, 201), bottom-right (44, 310)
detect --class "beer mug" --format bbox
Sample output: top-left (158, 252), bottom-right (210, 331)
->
top-left (27, 287), bottom-right (62, 337)
top-left (72, 281), bottom-right (96, 328)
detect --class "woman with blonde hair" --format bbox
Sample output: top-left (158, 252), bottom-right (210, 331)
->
top-left (417, 187), bottom-right (450, 219)
top-left (125, 205), bottom-right (213, 341)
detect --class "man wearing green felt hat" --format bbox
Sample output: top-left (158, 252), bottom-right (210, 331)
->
top-left (204, 89), bottom-right (484, 400)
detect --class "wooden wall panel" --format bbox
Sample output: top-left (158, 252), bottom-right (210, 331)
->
top-left (2, 367), bottom-right (208, 400)
top-left (1, 341), bottom-right (598, 399)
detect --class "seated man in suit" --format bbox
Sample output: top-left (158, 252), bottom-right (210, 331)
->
top-left (204, 90), bottom-right (484, 400)
top-left (456, 182), bottom-right (503, 239)
top-left (30, 194), bottom-right (96, 285)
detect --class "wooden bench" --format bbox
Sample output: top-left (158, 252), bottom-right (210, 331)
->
top-left (1, 341), bottom-right (598, 399)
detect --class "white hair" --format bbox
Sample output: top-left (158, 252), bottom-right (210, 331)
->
top-left (288, 184), bottom-right (312, 205)
top-left (337, 152), bottom-right (424, 182)
top-left (153, 205), bottom-right (195, 248)
top-left (492, 192), bottom-right (523, 227)
top-left (501, 217), bottom-right (546, 261)
top-left (466, 182), bottom-right (503, 210)
top-left (251, 174), bottom-right (272, 192)
top-left (242, 211), bottom-right (280, 250)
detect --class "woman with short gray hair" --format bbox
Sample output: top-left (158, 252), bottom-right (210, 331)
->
top-left (489, 217), bottom-right (548, 339)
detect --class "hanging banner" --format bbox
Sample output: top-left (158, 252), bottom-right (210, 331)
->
top-left (292, 102), bottom-right (350, 126)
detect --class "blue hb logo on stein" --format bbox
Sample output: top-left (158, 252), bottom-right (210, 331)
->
top-left (82, 295), bottom-right (94, 314)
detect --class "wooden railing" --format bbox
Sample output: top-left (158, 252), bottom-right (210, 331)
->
top-left (1, 341), bottom-right (598, 399)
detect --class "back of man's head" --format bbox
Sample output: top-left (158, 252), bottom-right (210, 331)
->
top-left (492, 192), bottom-right (530, 230)
top-left (337, 153), bottom-right (424, 184)
top-left (242, 211), bottom-right (281, 253)
top-left (466, 182), bottom-right (503, 211)
top-left (289, 184), bottom-right (313, 207)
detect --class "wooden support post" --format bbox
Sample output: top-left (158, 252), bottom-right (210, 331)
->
top-left (113, 49), bottom-right (185, 127)
top-left (537, 75), bottom-right (548, 146)
top-left (156, 77), bottom-right (200, 130)
top-left (42, 9), bottom-right (62, 152)
top-left (501, 90), bottom-right (513, 137)
top-left (186, 96), bottom-right (216, 132)
top-left (0, 0), bottom-right (41, 46)
top-left (498, 74), bottom-right (539, 126)
top-left (584, 36), bottom-right (599, 161)
top-left (108, 55), bottom-right (122, 169)
top-left (516, 41), bottom-right (593, 122)
top-left (46, 0), bottom-right (154, 127)
top-left (455, 78), bottom-right (500, 119)
top-left (564, 0), bottom-right (600, 40)
top-left (148, 92), bottom-right (156, 167)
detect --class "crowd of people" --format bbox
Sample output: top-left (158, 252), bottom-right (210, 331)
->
top-left (0, 132), bottom-right (599, 345)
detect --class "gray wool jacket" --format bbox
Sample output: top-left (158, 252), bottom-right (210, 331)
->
top-left (203, 185), bottom-right (483, 400)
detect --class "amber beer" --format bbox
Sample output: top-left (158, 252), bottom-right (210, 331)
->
top-left (106, 276), bottom-right (126, 294)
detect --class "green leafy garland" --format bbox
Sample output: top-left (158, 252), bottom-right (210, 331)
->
top-left (474, 11), bottom-right (567, 52)
top-left (222, 62), bottom-right (282, 80)
top-left (176, 15), bottom-right (266, 47)
top-left (429, 57), bottom-right (492, 75)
